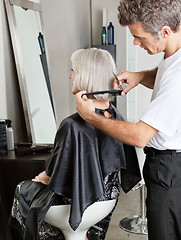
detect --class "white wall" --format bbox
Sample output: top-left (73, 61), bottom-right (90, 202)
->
top-left (40, 0), bottom-right (91, 125)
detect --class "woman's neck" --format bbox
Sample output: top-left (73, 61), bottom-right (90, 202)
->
top-left (92, 99), bottom-right (110, 109)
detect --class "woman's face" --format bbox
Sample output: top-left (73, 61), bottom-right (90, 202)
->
top-left (69, 69), bottom-right (79, 95)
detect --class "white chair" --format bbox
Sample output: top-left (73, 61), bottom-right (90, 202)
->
top-left (44, 199), bottom-right (116, 240)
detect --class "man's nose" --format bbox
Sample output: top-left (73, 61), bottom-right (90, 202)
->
top-left (133, 38), bottom-right (141, 45)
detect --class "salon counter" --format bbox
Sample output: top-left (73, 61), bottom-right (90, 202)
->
top-left (0, 150), bottom-right (52, 240)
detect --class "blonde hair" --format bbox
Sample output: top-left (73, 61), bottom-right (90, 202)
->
top-left (71, 48), bottom-right (116, 101)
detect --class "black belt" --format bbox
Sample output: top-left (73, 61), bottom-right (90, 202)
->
top-left (143, 147), bottom-right (179, 156)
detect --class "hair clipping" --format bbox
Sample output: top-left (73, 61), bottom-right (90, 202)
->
top-left (81, 90), bottom-right (123, 99)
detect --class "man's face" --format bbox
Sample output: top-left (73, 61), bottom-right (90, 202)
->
top-left (128, 22), bottom-right (165, 55)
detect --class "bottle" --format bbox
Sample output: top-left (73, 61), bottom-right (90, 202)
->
top-left (0, 119), bottom-right (7, 154)
top-left (6, 119), bottom-right (14, 151)
top-left (101, 26), bottom-right (107, 45)
top-left (38, 32), bottom-right (45, 54)
top-left (107, 22), bottom-right (114, 45)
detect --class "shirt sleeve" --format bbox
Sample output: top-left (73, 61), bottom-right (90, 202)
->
top-left (141, 69), bottom-right (181, 137)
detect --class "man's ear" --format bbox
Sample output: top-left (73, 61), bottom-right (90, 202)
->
top-left (160, 26), bottom-right (171, 38)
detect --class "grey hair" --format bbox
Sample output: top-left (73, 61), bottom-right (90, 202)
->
top-left (118, 0), bottom-right (181, 36)
top-left (71, 48), bottom-right (116, 101)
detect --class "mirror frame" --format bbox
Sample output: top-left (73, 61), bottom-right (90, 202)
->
top-left (4, 0), bottom-right (54, 143)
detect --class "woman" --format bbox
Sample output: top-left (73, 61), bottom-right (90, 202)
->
top-left (9, 48), bottom-right (141, 240)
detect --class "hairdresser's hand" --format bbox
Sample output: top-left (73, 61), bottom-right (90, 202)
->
top-left (76, 91), bottom-right (96, 122)
top-left (32, 171), bottom-right (50, 185)
top-left (113, 70), bottom-right (142, 95)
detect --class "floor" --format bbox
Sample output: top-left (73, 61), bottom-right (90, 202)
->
top-left (105, 187), bottom-right (148, 240)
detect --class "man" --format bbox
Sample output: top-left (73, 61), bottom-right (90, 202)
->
top-left (76, 0), bottom-right (181, 239)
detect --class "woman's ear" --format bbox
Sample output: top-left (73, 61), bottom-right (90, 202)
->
top-left (160, 26), bottom-right (171, 38)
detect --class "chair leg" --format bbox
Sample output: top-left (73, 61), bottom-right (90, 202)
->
top-left (119, 184), bottom-right (148, 235)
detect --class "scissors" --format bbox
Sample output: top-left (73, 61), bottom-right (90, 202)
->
top-left (113, 72), bottom-right (127, 94)
top-left (81, 90), bottom-right (123, 99)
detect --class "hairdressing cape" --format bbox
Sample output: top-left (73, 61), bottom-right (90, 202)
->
top-left (45, 104), bottom-right (141, 230)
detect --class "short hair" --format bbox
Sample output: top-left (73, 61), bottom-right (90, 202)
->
top-left (118, 0), bottom-right (181, 36)
top-left (71, 48), bottom-right (116, 102)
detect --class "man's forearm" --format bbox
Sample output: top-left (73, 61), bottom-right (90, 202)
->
top-left (84, 112), bottom-right (157, 148)
top-left (76, 92), bottom-right (158, 146)
top-left (140, 67), bottom-right (158, 89)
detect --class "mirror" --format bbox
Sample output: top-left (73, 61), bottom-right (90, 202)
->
top-left (4, 0), bottom-right (57, 144)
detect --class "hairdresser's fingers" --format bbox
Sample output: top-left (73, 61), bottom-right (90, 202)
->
top-left (76, 91), bottom-right (87, 115)
top-left (76, 91), bottom-right (95, 121)
top-left (116, 70), bottom-right (136, 96)
top-left (77, 91), bottom-right (87, 100)
top-left (81, 93), bottom-right (88, 100)
top-left (121, 84), bottom-right (135, 96)
top-left (113, 79), bottom-right (120, 90)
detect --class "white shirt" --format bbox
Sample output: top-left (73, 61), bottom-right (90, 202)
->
top-left (141, 48), bottom-right (181, 150)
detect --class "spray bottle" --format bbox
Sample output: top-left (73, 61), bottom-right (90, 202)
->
top-left (6, 119), bottom-right (14, 151)
top-left (101, 8), bottom-right (107, 45)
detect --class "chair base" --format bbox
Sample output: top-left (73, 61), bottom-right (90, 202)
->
top-left (63, 230), bottom-right (87, 240)
top-left (119, 215), bottom-right (148, 235)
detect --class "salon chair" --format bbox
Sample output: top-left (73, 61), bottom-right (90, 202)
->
top-left (44, 199), bottom-right (116, 240)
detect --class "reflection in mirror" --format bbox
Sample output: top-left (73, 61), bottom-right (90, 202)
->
top-left (5, 0), bottom-right (57, 144)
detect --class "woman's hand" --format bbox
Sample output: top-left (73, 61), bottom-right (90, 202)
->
top-left (32, 171), bottom-right (50, 185)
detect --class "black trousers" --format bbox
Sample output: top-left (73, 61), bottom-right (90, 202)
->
top-left (143, 148), bottom-right (181, 240)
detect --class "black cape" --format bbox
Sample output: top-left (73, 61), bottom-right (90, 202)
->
top-left (10, 104), bottom-right (141, 239)
top-left (45, 104), bottom-right (141, 230)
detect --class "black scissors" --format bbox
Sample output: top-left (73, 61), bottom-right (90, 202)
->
top-left (82, 90), bottom-right (123, 99)
top-left (113, 72), bottom-right (127, 94)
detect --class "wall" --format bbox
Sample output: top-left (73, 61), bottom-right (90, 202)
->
top-left (0, 0), bottom-right (27, 142)
top-left (40, 0), bottom-right (91, 125)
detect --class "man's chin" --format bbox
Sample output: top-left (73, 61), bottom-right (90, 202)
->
top-left (146, 49), bottom-right (154, 55)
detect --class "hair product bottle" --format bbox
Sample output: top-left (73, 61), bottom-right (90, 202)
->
top-left (38, 32), bottom-right (45, 54)
top-left (101, 26), bottom-right (107, 45)
top-left (6, 119), bottom-right (14, 151)
top-left (101, 8), bottom-right (107, 45)
top-left (0, 119), bottom-right (7, 154)
top-left (107, 22), bottom-right (114, 45)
